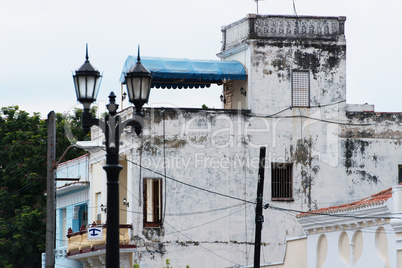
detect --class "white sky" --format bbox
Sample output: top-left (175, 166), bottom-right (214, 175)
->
top-left (1, 0), bottom-right (401, 117)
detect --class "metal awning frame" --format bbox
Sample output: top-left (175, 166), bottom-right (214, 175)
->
top-left (120, 56), bottom-right (247, 89)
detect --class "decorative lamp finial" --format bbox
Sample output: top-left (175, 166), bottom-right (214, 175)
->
top-left (137, 45), bottom-right (141, 62)
top-left (86, 43), bottom-right (89, 61)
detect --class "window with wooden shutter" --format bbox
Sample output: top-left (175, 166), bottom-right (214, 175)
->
top-left (143, 178), bottom-right (162, 227)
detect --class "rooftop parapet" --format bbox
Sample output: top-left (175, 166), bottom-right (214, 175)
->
top-left (221, 14), bottom-right (346, 51)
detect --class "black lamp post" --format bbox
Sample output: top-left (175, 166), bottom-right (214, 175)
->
top-left (73, 45), bottom-right (152, 268)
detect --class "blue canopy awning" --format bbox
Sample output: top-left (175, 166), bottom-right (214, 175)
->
top-left (119, 56), bottom-right (247, 89)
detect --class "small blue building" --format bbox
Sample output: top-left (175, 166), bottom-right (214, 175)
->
top-left (54, 154), bottom-right (90, 268)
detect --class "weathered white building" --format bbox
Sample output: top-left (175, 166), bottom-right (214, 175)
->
top-left (62, 14), bottom-right (402, 268)
top-left (295, 184), bottom-right (402, 268)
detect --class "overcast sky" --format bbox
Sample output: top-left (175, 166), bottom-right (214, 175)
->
top-left (1, 0), bottom-right (401, 117)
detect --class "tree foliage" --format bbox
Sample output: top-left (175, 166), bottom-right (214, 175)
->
top-left (0, 106), bottom-right (89, 267)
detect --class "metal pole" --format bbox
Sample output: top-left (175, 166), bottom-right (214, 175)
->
top-left (78, 92), bottom-right (143, 267)
top-left (45, 111), bottom-right (56, 267)
top-left (104, 114), bottom-right (122, 268)
top-left (254, 146), bottom-right (266, 268)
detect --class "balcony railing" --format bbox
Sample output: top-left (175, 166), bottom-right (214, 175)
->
top-left (66, 223), bottom-right (135, 257)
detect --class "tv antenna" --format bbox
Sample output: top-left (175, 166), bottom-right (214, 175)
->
top-left (293, 0), bottom-right (298, 16)
top-left (254, 0), bottom-right (263, 14)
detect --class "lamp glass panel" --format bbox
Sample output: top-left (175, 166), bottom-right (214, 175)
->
top-left (126, 78), bottom-right (134, 102)
top-left (86, 76), bottom-right (96, 99)
top-left (74, 76), bottom-right (80, 99)
top-left (94, 77), bottom-right (101, 99)
top-left (140, 78), bottom-right (151, 101)
top-left (78, 76), bottom-right (87, 99)
top-left (134, 78), bottom-right (142, 100)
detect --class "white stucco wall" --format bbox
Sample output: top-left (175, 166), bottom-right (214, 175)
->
top-left (74, 14), bottom-right (402, 268)
top-left (85, 103), bottom-right (402, 267)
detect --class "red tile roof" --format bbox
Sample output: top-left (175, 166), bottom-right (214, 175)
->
top-left (297, 186), bottom-right (394, 218)
top-left (57, 153), bottom-right (89, 167)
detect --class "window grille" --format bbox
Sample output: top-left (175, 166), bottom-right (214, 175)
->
top-left (271, 163), bottom-right (293, 201)
top-left (292, 70), bottom-right (310, 107)
top-left (73, 206), bottom-right (80, 220)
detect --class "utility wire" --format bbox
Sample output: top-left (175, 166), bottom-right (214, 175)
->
top-left (164, 204), bottom-right (252, 235)
top-left (119, 201), bottom-right (248, 217)
top-left (267, 204), bottom-right (402, 220)
top-left (250, 99), bottom-right (377, 126)
top-left (164, 220), bottom-right (241, 266)
top-left (120, 154), bottom-right (256, 205)
top-left (0, 168), bottom-right (36, 188)
top-left (0, 180), bottom-right (43, 203)
top-left (251, 113), bottom-right (374, 126)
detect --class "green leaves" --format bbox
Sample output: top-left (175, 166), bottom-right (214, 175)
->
top-left (0, 106), bottom-right (87, 266)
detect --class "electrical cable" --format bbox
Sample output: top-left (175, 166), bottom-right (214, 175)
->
top-left (119, 201), bottom-right (247, 217)
top-left (249, 99), bottom-right (374, 126)
top-left (120, 181), bottom-right (140, 202)
top-left (309, 99), bottom-right (346, 108)
top-left (265, 205), bottom-right (402, 235)
top-left (120, 154), bottom-right (256, 205)
top-left (266, 204), bottom-right (402, 220)
top-left (164, 220), bottom-right (241, 266)
top-left (162, 109), bottom-right (167, 226)
top-left (250, 113), bottom-right (374, 126)
top-left (164, 202), bottom-right (246, 216)
top-left (164, 204), bottom-right (252, 235)
top-left (0, 179), bottom-right (43, 203)
top-left (0, 168), bottom-right (36, 188)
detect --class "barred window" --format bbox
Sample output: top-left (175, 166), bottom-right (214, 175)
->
top-left (271, 163), bottom-right (293, 201)
top-left (292, 70), bottom-right (310, 107)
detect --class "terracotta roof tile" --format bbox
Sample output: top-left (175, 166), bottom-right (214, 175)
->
top-left (57, 153), bottom-right (89, 167)
top-left (297, 185), bottom-right (395, 218)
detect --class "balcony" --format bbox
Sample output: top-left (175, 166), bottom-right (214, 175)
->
top-left (66, 223), bottom-right (136, 267)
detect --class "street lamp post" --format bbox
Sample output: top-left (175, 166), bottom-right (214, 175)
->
top-left (73, 45), bottom-right (152, 267)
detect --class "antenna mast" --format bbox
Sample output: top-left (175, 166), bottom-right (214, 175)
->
top-left (255, 0), bottom-right (261, 14)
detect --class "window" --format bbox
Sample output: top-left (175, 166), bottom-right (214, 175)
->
top-left (398, 165), bottom-right (402, 184)
top-left (95, 192), bottom-right (102, 222)
top-left (271, 163), bottom-right (293, 201)
top-left (223, 82), bottom-right (234, 109)
top-left (81, 209), bottom-right (88, 227)
top-left (292, 70), bottom-right (310, 107)
top-left (62, 208), bottom-right (67, 245)
top-left (143, 178), bottom-right (162, 227)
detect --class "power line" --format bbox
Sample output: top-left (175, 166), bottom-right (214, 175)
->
top-left (251, 113), bottom-right (374, 126)
top-left (0, 180), bottom-right (43, 203)
top-left (267, 204), bottom-right (402, 220)
top-left (164, 204), bottom-right (252, 235)
top-left (121, 155), bottom-right (256, 205)
top-left (164, 220), bottom-right (241, 266)
top-left (250, 99), bottom-right (377, 126)
top-left (0, 218), bottom-right (45, 238)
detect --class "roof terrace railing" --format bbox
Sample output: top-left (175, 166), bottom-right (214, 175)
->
top-left (221, 14), bottom-right (346, 51)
